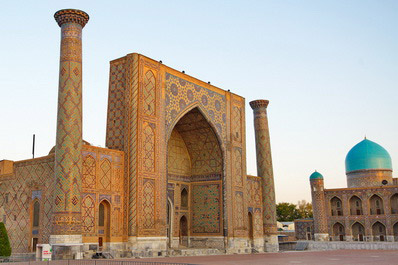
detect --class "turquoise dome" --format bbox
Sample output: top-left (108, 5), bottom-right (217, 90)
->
top-left (310, 171), bottom-right (323, 180)
top-left (345, 139), bottom-right (392, 173)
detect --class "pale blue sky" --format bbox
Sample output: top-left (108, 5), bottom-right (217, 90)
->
top-left (1, 1), bottom-right (397, 203)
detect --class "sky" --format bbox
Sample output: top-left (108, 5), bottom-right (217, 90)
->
top-left (0, 1), bottom-right (397, 204)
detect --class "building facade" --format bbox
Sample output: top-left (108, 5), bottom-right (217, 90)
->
top-left (310, 138), bottom-right (398, 242)
top-left (0, 9), bottom-right (278, 258)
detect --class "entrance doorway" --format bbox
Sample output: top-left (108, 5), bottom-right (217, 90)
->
top-left (166, 107), bottom-right (224, 249)
top-left (98, 200), bottom-right (111, 248)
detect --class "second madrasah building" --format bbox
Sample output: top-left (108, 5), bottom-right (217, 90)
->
top-left (298, 138), bottom-right (398, 242)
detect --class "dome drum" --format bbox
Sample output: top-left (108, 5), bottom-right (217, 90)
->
top-left (347, 169), bottom-right (392, 188)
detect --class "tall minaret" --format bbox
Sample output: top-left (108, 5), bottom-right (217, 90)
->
top-left (309, 171), bottom-right (329, 241)
top-left (249, 100), bottom-right (278, 252)
top-left (51, 9), bottom-right (89, 253)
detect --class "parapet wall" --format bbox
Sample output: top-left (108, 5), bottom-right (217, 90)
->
top-left (308, 241), bottom-right (398, 250)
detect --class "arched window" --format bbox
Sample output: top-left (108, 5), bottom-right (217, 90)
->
top-left (391, 194), bottom-right (398, 214)
top-left (349, 196), bottom-right (363, 215)
top-left (352, 222), bottom-right (365, 241)
top-left (181, 188), bottom-right (188, 208)
top-left (369, 195), bottom-right (384, 215)
top-left (372, 222), bottom-right (386, 241)
top-left (99, 203), bottom-right (105, 226)
top-left (332, 222), bottom-right (345, 241)
top-left (330, 197), bottom-right (343, 216)
top-left (33, 201), bottom-right (40, 227)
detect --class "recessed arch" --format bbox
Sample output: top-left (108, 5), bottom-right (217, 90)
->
top-left (181, 188), bottom-right (188, 208)
top-left (330, 196), bottom-right (343, 216)
top-left (352, 222), bottom-right (365, 241)
top-left (179, 215), bottom-right (188, 247)
top-left (372, 221), bottom-right (386, 241)
top-left (369, 194), bottom-right (384, 215)
top-left (393, 222), bottom-right (398, 241)
top-left (390, 193), bottom-right (398, 214)
top-left (98, 199), bottom-right (111, 243)
top-left (332, 222), bottom-right (345, 241)
top-left (167, 102), bottom-right (224, 152)
top-left (32, 200), bottom-right (40, 227)
top-left (167, 106), bottom-right (224, 249)
top-left (349, 195), bottom-right (363, 215)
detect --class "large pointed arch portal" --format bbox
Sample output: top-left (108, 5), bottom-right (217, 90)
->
top-left (167, 107), bottom-right (224, 249)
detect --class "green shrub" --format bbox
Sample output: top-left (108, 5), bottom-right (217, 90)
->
top-left (0, 222), bottom-right (11, 257)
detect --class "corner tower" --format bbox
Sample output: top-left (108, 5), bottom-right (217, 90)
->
top-left (249, 100), bottom-right (278, 252)
top-left (309, 171), bottom-right (329, 241)
top-left (51, 9), bottom-right (89, 255)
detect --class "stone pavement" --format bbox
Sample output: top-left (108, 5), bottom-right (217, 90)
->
top-left (132, 250), bottom-right (398, 264)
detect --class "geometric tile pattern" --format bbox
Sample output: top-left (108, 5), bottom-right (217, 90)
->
top-left (142, 179), bottom-right (155, 229)
top-left (81, 195), bottom-right (95, 233)
top-left (250, 100), bottom-right (277, 235)
top-left (106, 61), bottom-right (126, 151)
top-left (99, 159), bottom-right (111, 190)
top-left (174, 108), bottom-right (222, 176)
top-left (192, 184), bottom-right (221, 233)
top-left (0, 157), bottom-right (54, 253)
top-left (143, 70), bottom-right (156, 116)
top-left (165, 73), bottom-right (227, 144)
top-left (53, 21), bottom-right (85, 234)
top-left (127, 54), bottom-right (139, 236)
top-left (82, 155), bottom-right (96, 189)
top-left (234, 148), bottom-right (243, 186)
top-left (232, 106), bottom-right (242, 143)
top-left (142, 123), bottom-right (155, 173)
top-left (234, 191), bottom-right (244, 229)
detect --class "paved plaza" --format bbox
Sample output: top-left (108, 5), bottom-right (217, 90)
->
top-left (135, 250), bottom-right (398, 264)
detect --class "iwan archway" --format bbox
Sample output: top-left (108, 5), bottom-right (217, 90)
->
top-left (166, 107), bottom-right (224, 249)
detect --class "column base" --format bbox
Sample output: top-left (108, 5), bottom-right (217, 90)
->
top-left (264, 235), bottom-right (279, 252)
top-left (314, 233), bottom-right (329, 241)
top-left (49, 235), bottom-right (83, 260)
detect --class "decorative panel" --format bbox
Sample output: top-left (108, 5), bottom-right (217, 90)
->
top-left (192, 184), bottom-right (221, 234)
top-left (143, 70), bottom-right (156, 116)
top-left (142, 179), bottom-right (155, 229)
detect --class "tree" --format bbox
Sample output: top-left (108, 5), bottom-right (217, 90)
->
top-left (276, 202), bottom-right (299, 221)
top-left (0, 222), bottom-right (11, 257)
top-left (297, 200), bottom-right (313, 219)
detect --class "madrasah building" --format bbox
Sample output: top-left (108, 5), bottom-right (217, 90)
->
top-left (0, 9), bottom-right (279, 259)
top-left (298, 138), bottom-right (398, 243)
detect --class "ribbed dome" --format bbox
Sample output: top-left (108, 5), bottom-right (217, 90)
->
top-left (345, 139), bottom-right (392, 173)
top-left (310, 171), bottom-right (323, 180)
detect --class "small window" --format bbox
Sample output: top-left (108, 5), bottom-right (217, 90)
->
top-left (376, 200), bottom-right (380, 207)
top-left (356, 201), bottom-right (360, 207)
top-left (306, 227), bottom-right (311, 232)
top-left (337, 201), bottom-right (341, 208)
top-left (3, 215), bottom-right (6, 224)
top-left (181, 188), bottom-right (188, 208)
top-left (5, 194), bottom-right (8, 204)
top-left (99, 203), bottom-right (105, 226)
top-left (14, 215), bottom-right (16, 221)
top-left (33, 201), bottom-right (40, 227)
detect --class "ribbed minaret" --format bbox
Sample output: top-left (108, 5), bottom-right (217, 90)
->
top-left (51, 9), bottom-right (89, 254)
top-left (249, 100), bottom-right (278, 252)
top-left (309, 171), bottom-right (329, 241)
